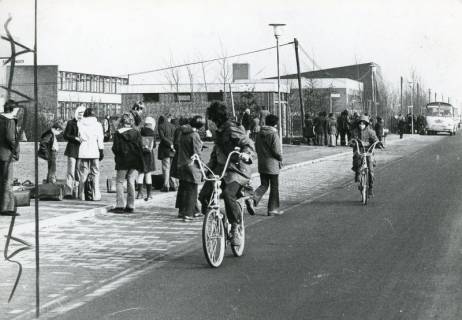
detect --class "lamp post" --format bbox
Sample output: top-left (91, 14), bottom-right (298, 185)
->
top-left (371, 64), bottom-right (377, 116)
top-left (408, 81), bottom-right (414, 135)
top-left (269, 23), bottom-right (285, 147)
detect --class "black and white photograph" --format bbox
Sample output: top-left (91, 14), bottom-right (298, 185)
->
top-left (1, 0), bottom-right (462, 319)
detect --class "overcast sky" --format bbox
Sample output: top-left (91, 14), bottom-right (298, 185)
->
top-left (1, 0), bottom-right (462, 104)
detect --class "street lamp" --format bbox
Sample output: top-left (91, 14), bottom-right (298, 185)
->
top-left (269, 23), bottom-right (285, 147)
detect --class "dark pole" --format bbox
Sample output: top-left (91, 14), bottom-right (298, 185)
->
top-left (400, 76), bottom-right (403, 114)
top-left (34, 0), bottom-right (40, 317)
top-left (428, 89), bottom-right (431, 103)
top-left (293, 38), bottom-right (304, 136)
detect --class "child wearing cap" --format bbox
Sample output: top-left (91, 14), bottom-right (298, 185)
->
top-left (136, 116), bottom-right (157, 200)
top-left (38, 122), bottom-right (64, 184)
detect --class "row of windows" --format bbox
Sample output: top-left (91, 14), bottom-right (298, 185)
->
top-left (58, 72), bottom-right (128, 94)
top-left (142, 92), bottom-right (226, 103)
top-left (57, 101), bottom-right (122, 120)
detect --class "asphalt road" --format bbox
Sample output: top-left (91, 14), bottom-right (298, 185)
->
top-left (57, 134), bottom-right (462, 320)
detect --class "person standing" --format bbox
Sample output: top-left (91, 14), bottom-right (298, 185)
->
top-left (241, 108), bottom-right (252, 136)
top-left (251, 114), bottom-right (283, 216)
top-left (136, 116), bottom-right (156, 200)
top-left (63, 105), bottom-right (85, 198)
top-left (110, 112), bottom-right (144, 213)
top-left (77, 108), bottom-right (104, 201)
top-left (375, 116), bottom-right (385, 142)
top-left (0, 100), bottom-right (20, 215)
top-left (157, 115), bottom-right (177, 192)
top-left (337, 109), bottom-right (350, 146)
top-left (327, 112), bottom-right (338, 147)
top-left (103, 115), bottom-right (112, 142)
top-left (398, 113), bottom-right (406, 139)
top-left (38, 122), bottom-right (63, 184)
top-left (303, 114), bottom-right (315, 145)
top-left (176, 115), bottom-right (204, 221)
top-left (250, 116), bottom-right (260, 141)
top-left (259, 107), bottom-right (270, 126)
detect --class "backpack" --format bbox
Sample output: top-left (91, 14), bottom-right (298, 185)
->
top-left (84, 174), bottom-right (95, 201)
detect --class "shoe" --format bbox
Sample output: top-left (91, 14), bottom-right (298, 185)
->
top-left (268, 210), bottom-right (284, 216)
top-left (230, 224), bottom-right (242, 246)
top-left (109, 207), bottom-right (125, 214)
top-left (193, 212), bottom-right (203, 218)
top-left (124, 207), bottom-right (134, 213)
top-left (160, 187), bottom-right (169, 192)
top-left (0, 211), bottom-right (19, 216)
top-left (245, 198), bottom-right (256, 216)
top-left (144, 195), bottom-right (153, 201)
top-left (183, 215), bottom-right (194, 222)
top-left (144, 184), bottom-right (152, 201)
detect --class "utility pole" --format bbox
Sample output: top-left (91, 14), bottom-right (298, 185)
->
top-left (294, 38), bottom-right (305, 136)
top-left (428, 89), bottom-right (431, 103)
top-left (400, 76), bottom-right (403, 114)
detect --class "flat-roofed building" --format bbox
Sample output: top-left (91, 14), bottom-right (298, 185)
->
top-left (3, 65), bottom-right (128, 120)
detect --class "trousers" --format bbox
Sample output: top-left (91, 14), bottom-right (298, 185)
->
top-left (253, 173), bottom-right (279, 212)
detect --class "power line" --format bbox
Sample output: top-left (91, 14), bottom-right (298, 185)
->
top-left (124, 41), bottom-right (295, 77)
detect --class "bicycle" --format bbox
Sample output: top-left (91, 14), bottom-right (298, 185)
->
top-left (350, 139), bottom-right (383, 205)
top-left (190, 148), bottom-right (248, 268)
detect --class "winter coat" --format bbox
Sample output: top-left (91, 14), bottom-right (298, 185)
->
top-left (77, 117), bottom-right (104, 159)
top-left (314, 116), bottom-right (326, 135)
top-left (303, 118), bottom-right (315, 138)
top-left (255, 126), bottom-right (282, 175)
top-left (157, 121), bottom-right (176, 160)
top-left (241, 113), bottom-right (252, 130)
top-left (350, 126), bottom-right (379, 152)
top-left (38, 129), bottom-right (55, 160)
top-left (140, 126), bottom-right (156, 173)
top-left (0, 113), bottom-right (18, 162)
top-left (63, 119), bottom-right (80, 158)
top-left (176, 125), bottom-right (203, 184)
top-left (208, 120), bottom-right (255, 185)
top-left (375, 120), bottom-right (385, 137)
top-left (170, 126), bottom-right (182, 179)
top-left (337, 114), bottom-right (351, 133)
top-left (327, 117), bottom-right (338, 135)
top-left (112, 127), bottom-right (144, 171)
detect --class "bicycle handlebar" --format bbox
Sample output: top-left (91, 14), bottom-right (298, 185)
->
top-left (350, 139), bottom-right (383, 156)
top-left (190, 149), bottom-right (247, 182)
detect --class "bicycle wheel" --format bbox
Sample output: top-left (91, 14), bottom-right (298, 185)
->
top-left (359, 169), bottom-right (368, 205)
top-left (231, 202), bottom-right (245, 257)
top-left (202, 209), bottom-right (225, 268)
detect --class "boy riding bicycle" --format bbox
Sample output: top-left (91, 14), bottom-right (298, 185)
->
top-left (199, 102), bottom-right (255, 246)
top-left (350, 115), bottom-right (383, 197)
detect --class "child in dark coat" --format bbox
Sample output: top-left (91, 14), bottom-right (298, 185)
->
top-left (38, 122), bottom-right (63, 183)
top-left (136, 117), bottom-right (157, 200)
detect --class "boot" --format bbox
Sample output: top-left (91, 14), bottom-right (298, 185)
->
top-left (136, 184), bottom-right (144, 199)
top-left (144, 184), bottom-right (152, 201)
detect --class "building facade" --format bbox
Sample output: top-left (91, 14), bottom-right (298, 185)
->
top-left (4, 65), bottom-right (128, 120)
top-left (119, 81), bottom-right (292, 136)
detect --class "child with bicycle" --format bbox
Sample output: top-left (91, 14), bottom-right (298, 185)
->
top-left (350, 115), bottom-right (383, 197)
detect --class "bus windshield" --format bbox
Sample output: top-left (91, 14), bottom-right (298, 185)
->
top-left (426, 105), bottom-right (453, 117)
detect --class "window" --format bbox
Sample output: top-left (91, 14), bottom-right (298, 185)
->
top-left (143, 93), bottom-right (159, 102)
top-left (207, 92), bottom-right (223, 101)
top-left (58, 72), bottom-right (63, 90)
top-left (175, 93), bottom-right (191, 102)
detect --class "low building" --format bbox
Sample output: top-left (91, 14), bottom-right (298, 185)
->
top-left (119, 81), bottom-right (292, 135)
top-left (294, 78), bottom-right (364, 115)
top-left (3, 65), bottom-right (128, 120)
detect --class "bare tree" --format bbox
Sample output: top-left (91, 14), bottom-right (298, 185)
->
top-left (217, 39), bottom-right (231, 104)
top-left (164, 53), bottom-right (181, 99)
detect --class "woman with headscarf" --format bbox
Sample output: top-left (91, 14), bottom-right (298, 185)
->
top-left (63, 105), bottom-right (85, 198)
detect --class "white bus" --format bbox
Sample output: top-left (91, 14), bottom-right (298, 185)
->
top-left (425, 102), bottom-right (459, 135)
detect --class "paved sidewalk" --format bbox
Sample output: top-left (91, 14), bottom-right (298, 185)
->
top-left (0, 134), bottom-right (442, 319)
